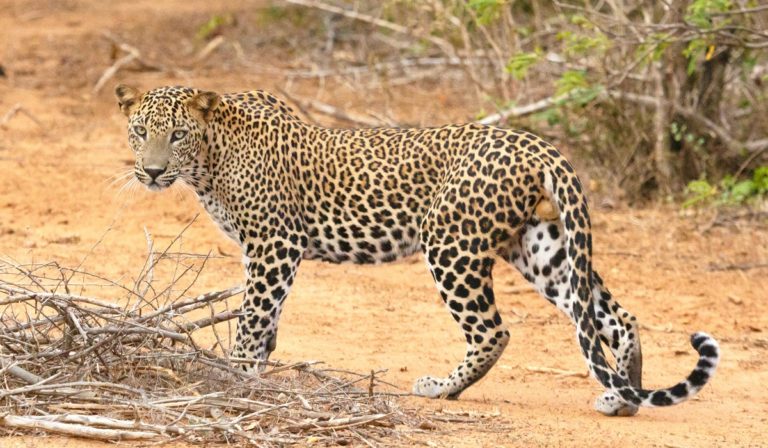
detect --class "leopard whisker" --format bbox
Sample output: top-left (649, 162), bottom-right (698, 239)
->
top-left (104, 170), bottom-right (136, 190)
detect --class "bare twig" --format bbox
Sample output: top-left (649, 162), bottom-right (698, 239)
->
top-left (92, 53), bottom-right (138, 94)
top-left (191, 35), bottom-right (226, 66)
top-left (0, 104), bottom-right (43, 128)
top-left (524, 366), bottom-right (588, 378)
top-left (480, 85), bottom-right (768, 161)
top-left (93, 31), bottom-right (169, 94)
top-left (284, 0), bottom-right (456, 58)
top-left (0, 246), bottom-right (417, 444)
top-left (707, 262), bottom-right (768, 272)
top-left (278, 88), bottom-right (388, 127)
top-left (477, 91), bottom-right (580, 125)
top-left (0, 414), bottom-right (159, 441)
top-left (607, 90), bottom-right (768, 155)
top-left (0, 357), bottom-right (43, 385)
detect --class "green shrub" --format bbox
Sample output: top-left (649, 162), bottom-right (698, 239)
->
top-left (684, 166), bottom-right (768, 207)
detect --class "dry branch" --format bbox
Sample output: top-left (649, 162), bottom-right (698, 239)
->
top-left (0, 246), bottom-right (420, 445)
top-left (476, 93), bottom-right (576, 125)
top-left (192, 35), bottom-right (227, 66)
top-left (0, 358), bottom-right (43, 385)
top-left (525, 366), bottom-right (588, 378)
top-left (607, 90), bottom-right (768, 155)
top-left (284, 0), bottom-right (456, 58)
top-left (0, 414), bottom-right (158, 441)
top-left (481, 88), bottom-right (768, 160)
top-left (278, 88), bottom-right (388, 127)
top-left (0, 104), bottom-right (43, 128)
top-left (707, 262), bottom-right (768, 272)
top-left (92, 31), bottom-right (172, 94)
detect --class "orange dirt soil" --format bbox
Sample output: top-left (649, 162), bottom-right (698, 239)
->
top-left (1, 1), bottom-right (767, 446)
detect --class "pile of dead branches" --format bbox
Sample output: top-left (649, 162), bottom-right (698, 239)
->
top-left (0, 243), bottom-right (421, 445)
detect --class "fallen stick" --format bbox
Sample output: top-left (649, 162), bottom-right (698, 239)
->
top-left (92, 53), bottom-right (137, 94)
top-left (640, 323), bottom-right (676, 333)
top-left (480, 87), bottom-right (768, 158)
top-left (276, 56), bottom-right (483, 79)
top-left (93, 31), bottom-right (169, 94)
top-left (182, 309), bottom-right (241, 332)
top-left (43, 414), bottom-right (185, 436)
top-left (0, 357), bottom-right (43, 385)
top-left (0, 414), bottom-right (159, 441)
top-left (282, 413), bottom-right (391, 432)
top-left (138, 285), bottom-right (244, 323)
top-left (0, 284), bottom-right (127, 311)
top-left (707, 262), bottom-right (768, 272)
top-left (192, 35), bottom-right (226, 66)
top-left (303, 99), bottom-right (383, 127)
top-left (524, 366), bottom-right (588, 378)
top-left (0, 380), bottom-right (138, 400)
top-left (0, 251), bottom-right (414, 443)
top-left (430, 414), bottom-right (475, 423)
top-left (0, 104), bottom-right (43, 128)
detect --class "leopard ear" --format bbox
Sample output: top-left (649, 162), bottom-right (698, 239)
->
top-left (186, 90), bottom-right (220, 124)
top-left (115, 84), bottom-right (140, 117)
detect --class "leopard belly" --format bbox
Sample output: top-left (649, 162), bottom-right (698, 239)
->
top-left (303, 220), bottom-right (422, 264)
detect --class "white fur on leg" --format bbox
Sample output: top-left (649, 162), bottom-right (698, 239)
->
top-left (412, 376), bottom-right (448, 398)
top-left (594, 391), bottom-right (639, 416)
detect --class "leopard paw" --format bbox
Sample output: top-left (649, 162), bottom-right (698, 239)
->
top-left (594, 391), bottom-right (639, 417)
top-left (413, 376), bottom-right (449, 398)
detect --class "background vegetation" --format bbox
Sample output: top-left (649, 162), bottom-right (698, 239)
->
top-left (238, 0), bottom-right (768, 203)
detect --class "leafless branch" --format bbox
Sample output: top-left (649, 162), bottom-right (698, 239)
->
top-left (0, 233), bottom-right (421, 444)
top-left (283, 0), bottom-right (456, 58)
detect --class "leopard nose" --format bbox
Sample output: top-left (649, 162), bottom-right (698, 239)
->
top-left (144, 167), bottom-right (166, 181)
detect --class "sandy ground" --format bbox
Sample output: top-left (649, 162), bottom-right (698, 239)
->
top-left (2, 1), bottom-right (768, 446)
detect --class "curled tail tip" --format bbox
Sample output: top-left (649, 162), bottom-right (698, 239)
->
top-left (688, 331), bottom-right (720, 390)
top-left (691, 332), bottom-right (720, 357)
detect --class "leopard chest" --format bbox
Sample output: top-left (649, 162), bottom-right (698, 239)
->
top-left (198, 192), bottom-right (241, 245)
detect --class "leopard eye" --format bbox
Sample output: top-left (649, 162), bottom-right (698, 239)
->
top-left (170, 129), bottom-right (188, 143)
top-left (133, 125), bottom-right (147, 138)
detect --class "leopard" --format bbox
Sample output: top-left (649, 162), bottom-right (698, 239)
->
top-left (115, 84), bottom-right (720, 416)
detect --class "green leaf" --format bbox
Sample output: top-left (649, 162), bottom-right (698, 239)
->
top-left (533, 108), bottom-right (562, 126)
top-left (683, 39), bottom-right (707, 76)
top-left (730, 180), bottom-right (756, 202)
top-left (468, 0), bottom-right (504, 25)
top-left (505, 51), bottom-right (540, 80)
top-left (719, 174), bottom-right (736, 189)
top-left (196, 14), bottom-right (233, 41)
top-left (558, 29), bottom-right (610, 57)
top-left (752, 166), bottom-right (768, 193)
top-left (685, 0), bottom-right (733, 29)
top-left (556, 70), bottom-right (589, 96)
top-left (683, 180), bottom-right (718, 208)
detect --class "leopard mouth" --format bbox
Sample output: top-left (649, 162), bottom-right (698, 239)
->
top-left (141, 176), bottom-right (177, 192)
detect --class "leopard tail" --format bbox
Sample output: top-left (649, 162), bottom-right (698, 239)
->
top-left (539, 157), bottom-right (720, 408)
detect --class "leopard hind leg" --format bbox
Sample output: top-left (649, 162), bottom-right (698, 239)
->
top-left (507, 216), bottom-right (643, 416)
top-left (590, 271), bottom-right (643, 416)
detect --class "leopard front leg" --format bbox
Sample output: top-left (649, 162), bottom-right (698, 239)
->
top-left (232, 237), bottom-right (304, 373)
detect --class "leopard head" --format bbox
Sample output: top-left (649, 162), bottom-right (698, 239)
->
top-left (115, 85), bottom-right (220, 191)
